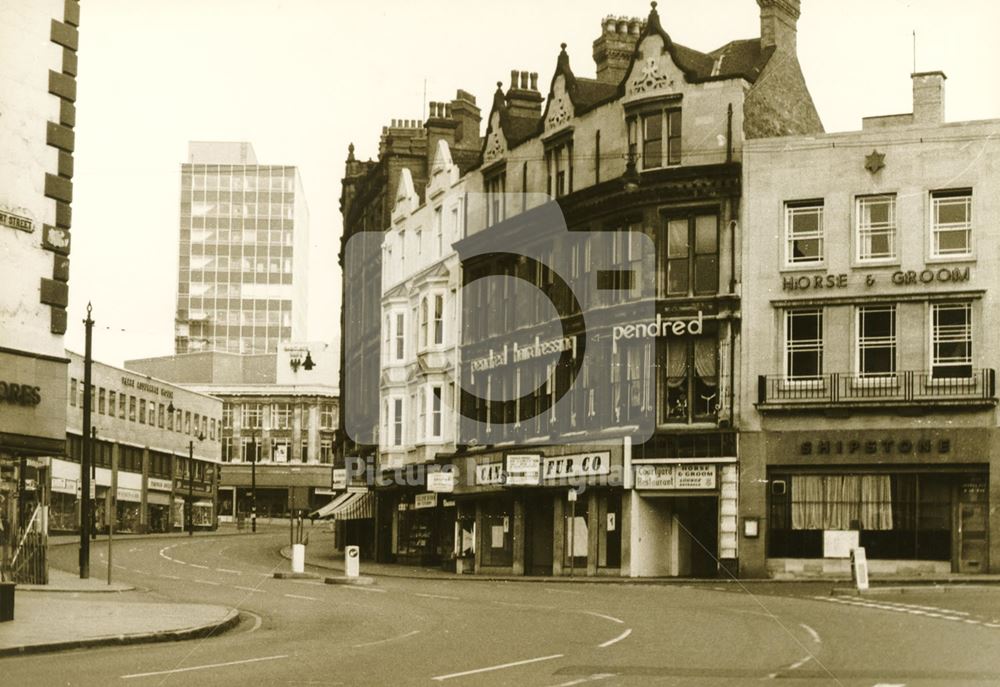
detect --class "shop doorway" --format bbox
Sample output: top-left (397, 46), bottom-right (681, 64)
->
top-left (674, 496), bottom-right (719, 578)
top-left (524, 496), bottom-right (554, 576)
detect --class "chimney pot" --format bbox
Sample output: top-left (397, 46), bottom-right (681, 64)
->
top-left (510, 69), bottom-right (519, 89)
top-left (520, 71), bottom-right (529, 89)
top-left (530, 72), bottom-right (538, 90)
top-left (445, 103), bottom-right (452, 118)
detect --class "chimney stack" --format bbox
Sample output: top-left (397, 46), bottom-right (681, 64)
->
top-left (449, 89), bottom-right (481, 152)
top-left (911, 71), bottom-right (946, 125)
top-left (593, 15), bottom-right (643, 84)
top-left (757, 0), bottom-right (800, 52)
top-left (505, 69), bottom-right (543, 120)
top-left (425, 100), bottom-right (460, 170)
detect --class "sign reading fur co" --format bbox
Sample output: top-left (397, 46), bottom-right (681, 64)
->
top-left (543, 452), bottom-right (611, 481)
top-left (634, 464), bottom-right (716, 490)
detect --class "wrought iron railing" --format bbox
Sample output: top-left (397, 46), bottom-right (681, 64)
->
top-left (757, 369), bottom-right (996, 406)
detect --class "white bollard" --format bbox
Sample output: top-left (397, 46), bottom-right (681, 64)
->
top-left (345, 545), bottom-right (360, 578)
top-left (291, 543), bottom-right (305, 574)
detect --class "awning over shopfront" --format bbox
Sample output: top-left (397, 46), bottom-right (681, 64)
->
top-left (313, 491), bottom-right (373, 520)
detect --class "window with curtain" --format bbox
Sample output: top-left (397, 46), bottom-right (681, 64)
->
top-left (790, 475), bottom-right (893, 531)
top-left (661, 336), bottom-right (718, 424)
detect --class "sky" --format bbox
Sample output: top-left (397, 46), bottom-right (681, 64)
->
top-left (66, 0), bottom-right (1000, 366)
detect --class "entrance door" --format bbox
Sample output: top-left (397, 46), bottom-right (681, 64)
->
top-left (674, 496), bottom-right (719, 578)
top-left (524, 496), bottom-right (554, 576)
top-left (958, 477), bottom-right (988, 573)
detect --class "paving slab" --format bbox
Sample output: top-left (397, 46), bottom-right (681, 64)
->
top-left (16, 567), bottom-right (134, 593)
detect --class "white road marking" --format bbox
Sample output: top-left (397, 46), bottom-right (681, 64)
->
top-left (598, 628), bottom-right (632, 648)
top-left (289, 580), bottom-right (324, 587)
top-left (235, 585), bottom-right (264, 593)
top-left (161, 575), bottom-right (181, 580)
top-left (414, 593), bottom-right (460, 601)
top-left (216, 568), bottom-right (241, 574)
top-left (189, 563), bottom-right (209, 570)
top-left (800, 623), bottom-right (821, 644)
top-left (284, 593), bottom-right (319, 601)
top-left (872, 684), bottom-right (906, 687)
top-left (432, 654), bottom-right (565, 681)
top-left (194, 579), bottom-right (220, 586)
top-left (351, 629), bottom-right (420, 648)
top-left (546, 674), bottom-right (615, 687)
top-left (134, 570), bottom-right (150, 575)
top-left (579, 611), bottom-right (624, 625)
top-left (121, 654), bottom-right (288, 679)
top-left (342, 585), bottom-right (386, 593)
top-left (766, 655), bottom-right (812, 679)
top-left (243, 610), bottom-right (263, 633)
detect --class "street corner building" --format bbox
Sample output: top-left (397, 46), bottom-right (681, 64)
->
top-left (125, 343), bottom-right (340, 533)
top-left (342, 0), bottom-right (824, 577)
top-left (740, 71), bottom-right (1000, 577)
top-left (55, 354), bottom-right (223, 535)
top-left (0, 1), bottom-right (81, 580)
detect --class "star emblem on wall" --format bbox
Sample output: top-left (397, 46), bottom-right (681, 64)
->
top-left (865, 150), bottom-right (886, 174)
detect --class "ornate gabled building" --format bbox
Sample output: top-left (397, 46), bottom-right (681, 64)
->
top-left (442, 0), bottom-right (822, 578)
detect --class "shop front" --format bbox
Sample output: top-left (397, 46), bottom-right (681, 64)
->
top-left (146, 477), bottom-right (173, 533)
top-left (628, 459), bottom-right (738, 578)
top-left (450, 447), bottom-right (625, 577)
top-left (744, 429), bottom-right (994, 577)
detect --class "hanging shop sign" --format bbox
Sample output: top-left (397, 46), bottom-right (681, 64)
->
top-left (634, 463), bottom-right (716, 490)
top-left (476, 462), bottom-right (505, 486)
top-left (427, 471), bottom-right (456, 493)
top-left (504, 454), bottom-right (541, 486)
top-left (331, 468), bottom-right (347, 490)
top-left (414, 493), bottom-right (438, 509)
top-left (542, 452), bottom-right (611, 481)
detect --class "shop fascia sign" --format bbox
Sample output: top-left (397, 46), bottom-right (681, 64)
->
top-left (542, 452), bottom-right (611, 481)
top-left (475, 462), bottom-right (504, 486)
top-left (781, 267), bottom-right (970, 291)
top-left (120, 375), bottom-right (175, 399)
top-left (634, 463), bottom-right (717, 490)
top-left (147, 477), bottom-right (173, 492)
top-left (469, 335), bottom-right (576, 373)
top-left (116, 486), bottom-right (142, 502)
top-left (504, 454), bottom-right (541, 486)
top-left (414, 492), bottom-right (438, 509)
top-left (427, 470), bottom-right (456, 493)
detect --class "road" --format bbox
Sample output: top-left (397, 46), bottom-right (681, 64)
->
top-left (4, 529), bottom-right (1000, 686)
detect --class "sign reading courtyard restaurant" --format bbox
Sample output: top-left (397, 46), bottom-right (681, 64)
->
top-left (635, 464), bottom-right (717, 490)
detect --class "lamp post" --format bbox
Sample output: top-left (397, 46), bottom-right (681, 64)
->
top-left (188, 433), bottom-right (205, 537)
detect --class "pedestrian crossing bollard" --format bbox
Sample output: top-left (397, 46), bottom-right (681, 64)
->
top-left (291, 543), bottom-right (305, 574)
top-left (345, 545), bottom-right (359, 578)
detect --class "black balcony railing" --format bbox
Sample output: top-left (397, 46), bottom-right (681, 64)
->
top-left (757, 369), bottom-right (996, 408)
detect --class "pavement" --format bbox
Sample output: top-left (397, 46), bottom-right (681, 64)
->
top-left (0, 527), bottom-right (266, 657)
top-left (281, 536), bottom-right (1000, 587)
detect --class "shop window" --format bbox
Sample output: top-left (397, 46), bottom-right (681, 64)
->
top-left (662, 213), bottom-right (718, 297)
top-left (857, 305), bottom-right (896, 377)
top-left (931, 189), bottom-right (972, 258)
top-left (768, 472), bottom-right (956, 561)
top-left (931, 302), bottom-right (972, 378)
top-left (856, 194), bottom-right (897, 262)
top-left (785, 309), bottom-right (823, 380)
top-left (480, 497), bottom-right (514, 568)
top-left (660, 337), bottom-right (718, 424)
top-left (785, 200), bottom-right (824, 265)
